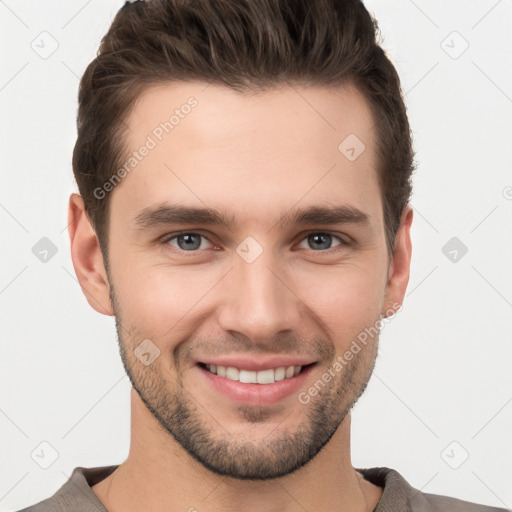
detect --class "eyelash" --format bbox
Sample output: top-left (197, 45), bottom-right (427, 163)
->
top-left (160, 230), bottom-right (351, 254)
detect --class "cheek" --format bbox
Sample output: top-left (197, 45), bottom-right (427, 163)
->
top-left (111, 263), bottom-right (223, 338)
top-left (293, 264), bottom-right (385, 339)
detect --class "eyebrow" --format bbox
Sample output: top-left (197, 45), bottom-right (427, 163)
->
top-left (133, 202), bottom-right (371, 231)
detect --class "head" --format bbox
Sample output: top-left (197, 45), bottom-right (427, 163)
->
top-left (69, 0), bottom-right (414, 481)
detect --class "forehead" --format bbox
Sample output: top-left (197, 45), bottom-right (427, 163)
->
top-left (112, 80), bottom-right (382, 229)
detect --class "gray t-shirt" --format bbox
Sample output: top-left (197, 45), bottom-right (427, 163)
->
top-left (15, 465), bottom-right (510, 512)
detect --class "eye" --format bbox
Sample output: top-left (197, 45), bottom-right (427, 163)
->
top-left (297, 231), bottom-right (347, 251)
top-left (161, 230), bottom-right (349, 254)
top-left (163, 232), bottom-right (215, 251)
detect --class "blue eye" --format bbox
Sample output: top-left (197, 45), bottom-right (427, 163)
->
top-left (161, 231), bottom-right (348, 253)
top-left (164, 233), bottom-right (214, 251)
top-left (298, 232), bottom-right (344, 251)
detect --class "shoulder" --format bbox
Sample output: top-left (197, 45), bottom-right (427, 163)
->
top-left (413, 489), bottom-right (510, 512)
top-left (356, 466), bottom-right (510, 512)
top-left (13, 465), bottom-right (118, 512)
top-left (14, 497), bottom-right (56, 512)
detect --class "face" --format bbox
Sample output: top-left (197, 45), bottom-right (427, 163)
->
top-left (72, 81), bottom-right (411, 481)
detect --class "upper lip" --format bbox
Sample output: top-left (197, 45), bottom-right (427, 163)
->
top-left (196, 357), bottom-right (317, 372)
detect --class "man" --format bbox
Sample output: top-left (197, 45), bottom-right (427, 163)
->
top-left (17, 0), bottom-right (508, 511)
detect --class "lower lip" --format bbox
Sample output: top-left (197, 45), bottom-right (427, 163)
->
top-left (196, 363), bottom-right (317, 407)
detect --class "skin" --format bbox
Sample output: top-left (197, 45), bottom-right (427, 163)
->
top-left (68, 81), bottom-right (413, 512)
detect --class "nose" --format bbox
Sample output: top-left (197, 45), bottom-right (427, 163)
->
top-left (217, 251), bottom-right (302, 344)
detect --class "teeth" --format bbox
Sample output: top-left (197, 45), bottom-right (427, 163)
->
top-left (204, 364), bottom-right (304, 384)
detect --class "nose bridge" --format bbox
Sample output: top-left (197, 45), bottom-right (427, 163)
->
top-left (217, 245), bottom-right (300, 342)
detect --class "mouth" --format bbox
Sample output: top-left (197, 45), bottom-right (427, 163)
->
top-left (196, 362), bottom-right (316, 384)
top-left (195, 361), bottom-right (318, 406)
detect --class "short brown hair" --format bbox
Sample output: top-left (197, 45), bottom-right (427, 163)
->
top-left (72, 0), bottom-right (415, 262)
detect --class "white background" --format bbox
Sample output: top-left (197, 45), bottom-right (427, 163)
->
top-left (1, 0), bottom-right (511, 510)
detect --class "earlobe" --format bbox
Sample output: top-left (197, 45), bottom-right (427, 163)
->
top-left (67, 193), bottom-right (114, 316)
top-left (382, 205), bottom-right (413, 317)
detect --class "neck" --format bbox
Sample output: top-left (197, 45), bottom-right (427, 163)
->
top-left (92, 389), bottom-right (383, 512)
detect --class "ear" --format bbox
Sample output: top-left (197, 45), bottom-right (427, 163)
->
top-left (382, 205), bottom-right (413, 317)
top-left (67, 193), bottom-right (114, 316)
